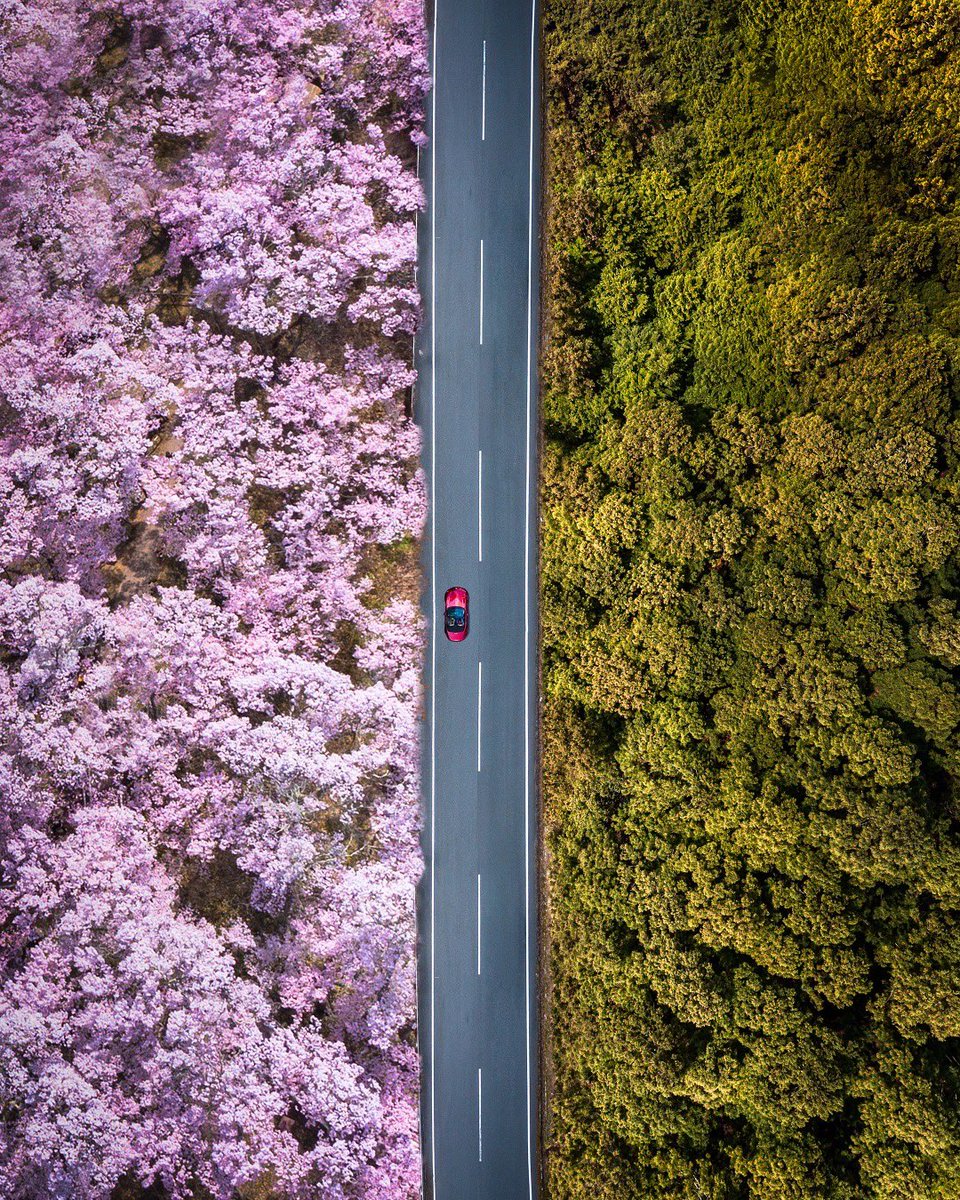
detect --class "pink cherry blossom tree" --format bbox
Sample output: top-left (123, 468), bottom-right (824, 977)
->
top-left (0, 2), bottom-right (428, 1197)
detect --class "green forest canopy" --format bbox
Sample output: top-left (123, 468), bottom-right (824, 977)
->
top-left (540, 0), bottom-right (960, 1196)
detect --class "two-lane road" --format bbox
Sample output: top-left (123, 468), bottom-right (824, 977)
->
top-left (416, 1), bottom-right (541, 1197)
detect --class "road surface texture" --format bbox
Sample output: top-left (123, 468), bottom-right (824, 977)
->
top-left (416, 0), bottom-right (541, 1198)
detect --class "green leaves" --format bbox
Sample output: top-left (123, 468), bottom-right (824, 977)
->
top-left (542, 0), bottom-right (960, 1193)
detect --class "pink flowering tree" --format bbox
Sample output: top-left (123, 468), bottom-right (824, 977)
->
top-left (0, 2), bottom-right (428, 1197)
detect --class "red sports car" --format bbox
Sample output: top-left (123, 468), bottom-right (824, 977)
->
top-left (443, 586), bottom-right (469, 641)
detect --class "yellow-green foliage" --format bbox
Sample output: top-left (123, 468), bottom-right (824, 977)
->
top-left (541, 0), bottom-right (960, 1196)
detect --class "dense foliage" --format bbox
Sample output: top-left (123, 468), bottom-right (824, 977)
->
top-left (0, 3), bottom-right (427, 1198)
top-left (541, 0), bottom-right (960, 1196)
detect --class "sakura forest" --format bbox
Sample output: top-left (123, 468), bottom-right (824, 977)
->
top-left (6, 0), bottom-right (960, 1197)
top-left (0, 3), bottom-right (428, 1198)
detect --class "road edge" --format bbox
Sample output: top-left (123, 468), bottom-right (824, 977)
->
top-left (414, 5), bottom-right (436, 1199)
top-left (529, 4), bottom-right (553, 1198)
top-left (531, 0), bottom-right (546, 1193)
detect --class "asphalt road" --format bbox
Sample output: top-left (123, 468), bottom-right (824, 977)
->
top-left (415, 1), bottom-right (541, 1197)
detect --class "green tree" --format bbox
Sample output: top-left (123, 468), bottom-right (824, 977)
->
top-left (541, 0), bottom-right (960, 1194)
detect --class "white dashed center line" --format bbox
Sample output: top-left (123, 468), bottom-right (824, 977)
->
top-left (481, 40), bottom-right (487, 141)
top-left (477, 873), bottom-right (482, 976)
top-left (478, 449), bottom-right (483, 562)
top-left (477, 659), bottom-right (483, 773)
top-left (478, 1067), bottom-right (483, 1162)
top-left (479, 238), bottom-right (484, 346)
